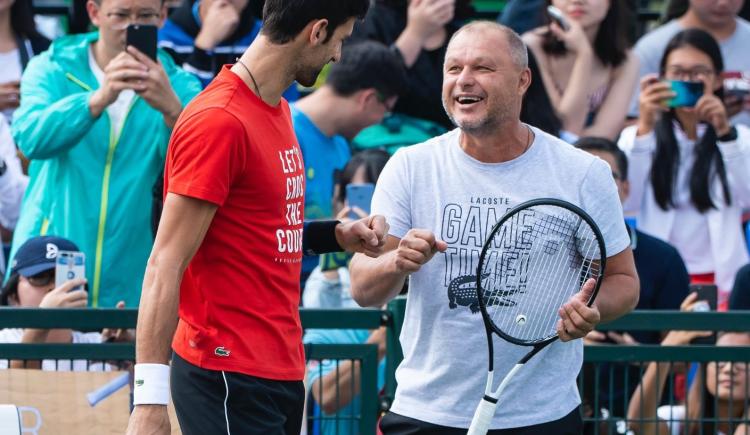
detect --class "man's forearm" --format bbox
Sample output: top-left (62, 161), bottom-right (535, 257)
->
top-left (135, 259), bottom-right (183, 364)
top-left (350, 251), bottom-right (406, 307)
top-left (595, 273), bottom-right (639, 323)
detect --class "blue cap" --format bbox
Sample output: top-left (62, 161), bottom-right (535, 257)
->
top-left (10, 236), bottom-right (80, 277)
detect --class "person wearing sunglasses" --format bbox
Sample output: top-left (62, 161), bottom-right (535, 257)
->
top-left (0, 236), bottom-right (130, 371)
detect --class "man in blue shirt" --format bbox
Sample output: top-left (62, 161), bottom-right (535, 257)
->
top-left (292, 40), bottom-right (408, 286)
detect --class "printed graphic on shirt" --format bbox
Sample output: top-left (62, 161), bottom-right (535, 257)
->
top-left (442, 197), bottom-right (529, 313)
top-left (275, 145), bottom-right (305, 263)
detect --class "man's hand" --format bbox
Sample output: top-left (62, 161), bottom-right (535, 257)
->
top-left (126, 405), bottom-right (170, 435)
top-left (194, 0), bottom-right (240, 51)
top-left (126, 46), bottom-right (183, 128)
top-left (405, 0), bottom-right (455, 44)
top-left (89, 51), bottom-right (149, 118)
top-left (0, 81), bottom-right (20, 111)
top-left (557, 278), bottom-right (601, 342)
top-left (335, 215), bottom-right (389, 257)
top-left (391, 229), bottom-right (448, 274)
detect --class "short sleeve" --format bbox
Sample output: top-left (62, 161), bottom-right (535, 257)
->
top-left (370, 149), bottom-right (412, 239)
top-left (166, 108), bottom-right (247, 206)
top-left (579, 158), bottom-right (631, 258)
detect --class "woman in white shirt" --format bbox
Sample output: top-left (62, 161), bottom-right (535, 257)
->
top-left (627, 293), bottom-right (750, 435)
top-left (619, 28), bottom-right (750, 304)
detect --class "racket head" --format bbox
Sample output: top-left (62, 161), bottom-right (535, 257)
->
top-left (475, 198), bottom-right (607, 347)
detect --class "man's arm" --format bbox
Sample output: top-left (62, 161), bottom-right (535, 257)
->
top-left (126, 192), bottom-right (217, 435)
top-left (350, 230), bottom-right (448, 307)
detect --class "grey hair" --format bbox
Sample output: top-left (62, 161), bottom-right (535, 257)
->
top-left (448, 21), bottom-right (528, 69)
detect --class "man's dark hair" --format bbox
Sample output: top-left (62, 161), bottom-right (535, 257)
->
top-left (326, 41), bottom-right (409, 99)
top-left (262, 0), bottom-right (369, 44)
top-left (574, 137), bottom-right (628, 181)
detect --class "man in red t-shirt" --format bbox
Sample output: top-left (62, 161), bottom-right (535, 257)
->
top-left (126, 1), bottom-right (382, 434)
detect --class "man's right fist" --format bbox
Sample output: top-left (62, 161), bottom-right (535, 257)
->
top-left (393, 229), bottom-right (448, 273)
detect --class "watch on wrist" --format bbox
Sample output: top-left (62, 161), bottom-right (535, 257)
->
top-left (717, 126), bottom-right (738, 142)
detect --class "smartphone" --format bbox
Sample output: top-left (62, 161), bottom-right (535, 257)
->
top-left (723, 71), bottom-right (750, 99)
top-left (547, 5), bottom-right (570, 31)
top-left (346, 183), bottom-right (375, 219)
top-left (667, 80), bottom-right (704, 108)
top-left (55, 251), bottom-right (86, 292)
top-left (690, 284), bottom-right (717, 345)
top-left (126, 24), bottom-right (158, 61)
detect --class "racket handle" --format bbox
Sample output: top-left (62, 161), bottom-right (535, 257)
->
top-left (467, 396), bottom-right (498, 435)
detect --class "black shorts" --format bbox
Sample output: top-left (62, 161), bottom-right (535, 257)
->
top-left (379, 407), bottom-right (582, 435)
top-left (171, 352), bottom-right (305, 435)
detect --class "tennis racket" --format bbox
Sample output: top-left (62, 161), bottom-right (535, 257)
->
top-left (467, 198), bottom-right (606, 435)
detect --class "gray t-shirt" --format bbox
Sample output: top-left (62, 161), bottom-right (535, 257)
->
top-left (372, 127), bottom-right (630, 429)
top-left (629, 18), bottom-right (750, 126)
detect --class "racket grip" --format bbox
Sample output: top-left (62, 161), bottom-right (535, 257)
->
top-left (467, 396), bottom-right (498, 435)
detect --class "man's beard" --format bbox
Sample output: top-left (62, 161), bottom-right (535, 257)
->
top-left (442, 97), bottom-right (512, 135)
top-left (295, 64), bottom-right (325, 88)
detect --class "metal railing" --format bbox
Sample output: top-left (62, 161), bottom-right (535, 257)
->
top-left (3, 307), bottom-right (750, 434)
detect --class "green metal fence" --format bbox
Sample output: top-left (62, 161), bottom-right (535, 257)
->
top-left (2, 307), bottom-right (750, 434)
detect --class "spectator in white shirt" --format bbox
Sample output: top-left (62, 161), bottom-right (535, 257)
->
top-left (619, 28), bottom-right (750, 306)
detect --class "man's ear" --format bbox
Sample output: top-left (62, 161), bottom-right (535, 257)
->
top-left (518, 67), bottom-right (532, 96)
top-left (359, 89), bottom-right (378, 109)
top-left (309, 19), bottom-right (330, 45)
top-left (621, 179), bottom-right (631, 203)
top-left (86, 0), bottom-right (102, 28)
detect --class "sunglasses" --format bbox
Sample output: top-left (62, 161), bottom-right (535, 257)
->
top-left (25, 270), bottom-right (55, 287)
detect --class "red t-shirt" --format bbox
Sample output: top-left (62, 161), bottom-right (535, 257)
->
top-left (166, 66), bottom-right (306, 380)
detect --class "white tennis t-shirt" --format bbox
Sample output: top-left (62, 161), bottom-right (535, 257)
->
top-left (371, 127), bottom-right (630, 429)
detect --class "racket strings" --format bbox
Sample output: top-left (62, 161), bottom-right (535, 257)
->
top-left (480, 205), bottom-right (603, 343)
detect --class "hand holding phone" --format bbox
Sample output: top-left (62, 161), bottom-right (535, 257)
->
top-left (690, 284), bottom-right (717, 345)
top-left (126, 24), bottom-right (158, 61)
top-left (345, 183), bottom-right (375, 220)
top-left (547, 5), bottom-right (570, 31)
top-left (55, 250), bottom-right (86, 292)
top-left (666, 80), bottom-right (704, 108)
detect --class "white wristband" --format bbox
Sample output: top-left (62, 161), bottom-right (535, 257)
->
top-left (133, 363), bottom-right (171, 406)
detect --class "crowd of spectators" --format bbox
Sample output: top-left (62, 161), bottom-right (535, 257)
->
top-left (0, 0), bottom-right (749, 433)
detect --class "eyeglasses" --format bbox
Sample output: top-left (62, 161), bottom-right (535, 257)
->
top-left (104, 10), bottom-right (161, 30)
top-left (25, 270), bottom-right (55, 288)
top-left (665, 66), bottom-right (715, 82)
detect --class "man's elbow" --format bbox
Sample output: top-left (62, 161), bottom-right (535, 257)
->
top-left (626, 274), bottom-right (640, 312)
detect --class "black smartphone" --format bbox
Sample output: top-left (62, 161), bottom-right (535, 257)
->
top-left (126, 24), bottom-right (158, 61)
top-left (691, 284), bottom-right (717, 345)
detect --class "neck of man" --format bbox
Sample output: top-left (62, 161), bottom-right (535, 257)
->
top-left (680, 10), bottom-right (737, 41)
top-left (294, 87), bottom-right (348, 138)
top-left (91, 38), bottom-right (121, 72)
top-left (232, 35), bottom-right (298, 107)
top-left (460, 120), bottom-right (532, 163)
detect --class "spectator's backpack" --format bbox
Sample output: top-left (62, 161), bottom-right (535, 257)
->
top-left (352, 113), bottom-right (447, 155)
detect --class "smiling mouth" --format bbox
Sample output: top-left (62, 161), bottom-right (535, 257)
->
top-left (455, 96), bottom-right (484, 106)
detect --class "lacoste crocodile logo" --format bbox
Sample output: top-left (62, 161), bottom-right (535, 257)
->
top-left (135, 379), bottom-right (144, 387)
top-left (214, 347), bottom-right (231, 357)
